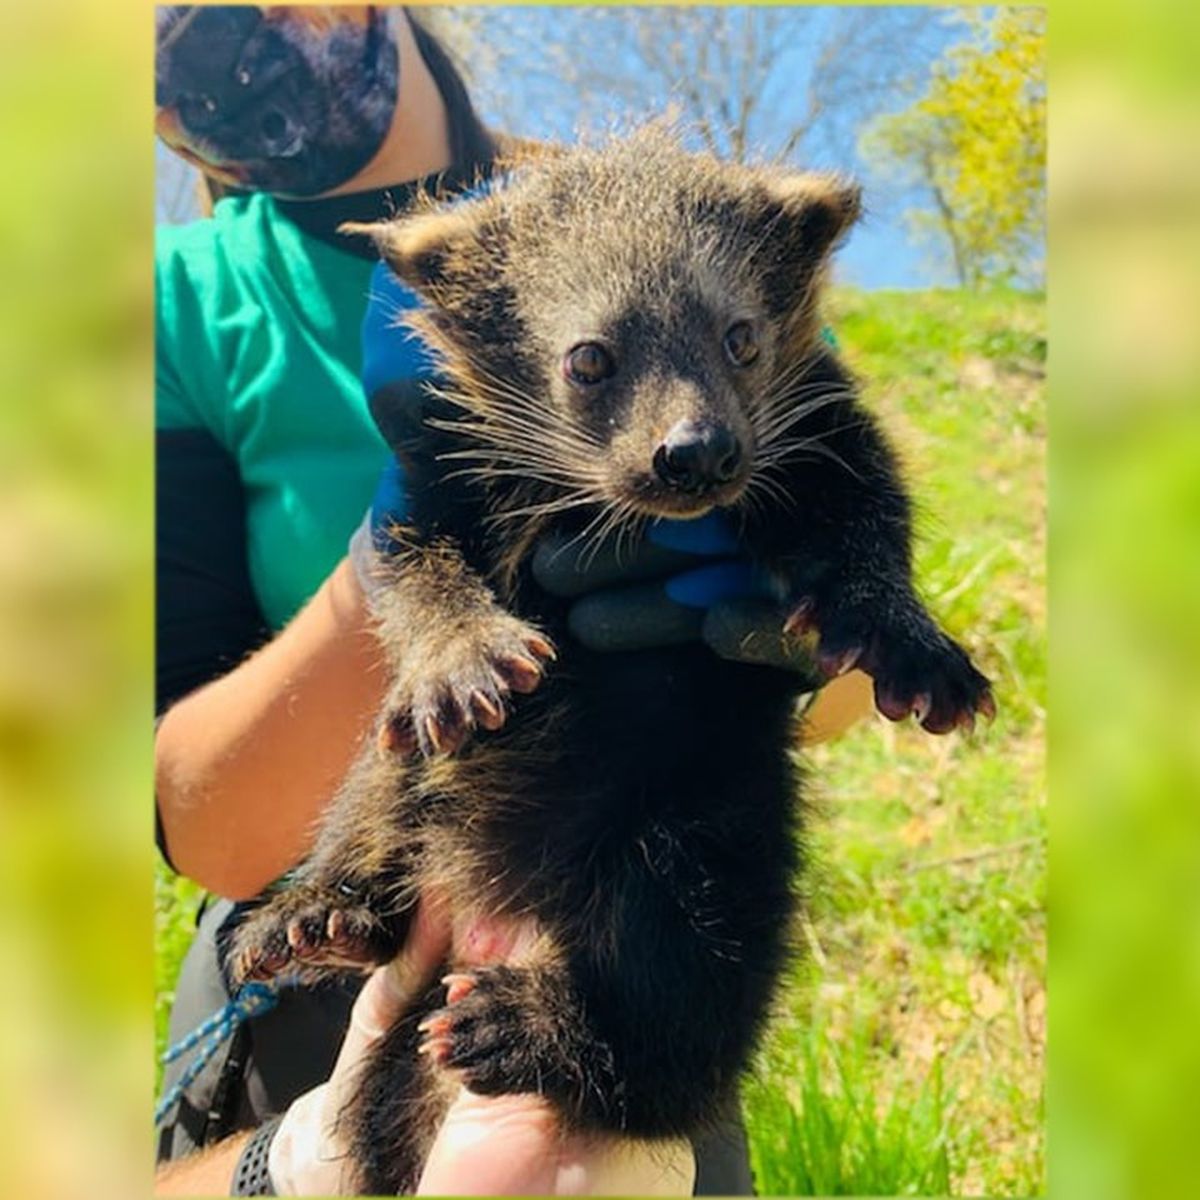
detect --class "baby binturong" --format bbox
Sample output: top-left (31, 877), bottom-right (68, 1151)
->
top-left (230, 127), bottom-right (994, 1194)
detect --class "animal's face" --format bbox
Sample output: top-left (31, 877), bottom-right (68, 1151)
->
top-left (359, 131), bottom-right (860, 521)
top-left (513, 225), bottom-right (772, 519)
top-left (155, 5), bottom-right (397, 197)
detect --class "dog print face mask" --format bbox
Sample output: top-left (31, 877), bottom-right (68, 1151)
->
top-left (155, 5), bottom-right (400, 197)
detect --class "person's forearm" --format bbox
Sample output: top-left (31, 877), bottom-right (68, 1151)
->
top-left (156, 557), bottom-right (389, 899)
top-left (154, 1131), bottom-right (249, 1195)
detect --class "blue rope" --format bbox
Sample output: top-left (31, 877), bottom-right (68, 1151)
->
top-left (155, 982), bottom-right (279, 1126)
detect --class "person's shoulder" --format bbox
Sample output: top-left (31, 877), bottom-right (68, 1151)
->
top-left (156, 194), bottom-right (292, 354)
top-left (155, 197), bottom-right (274, 430)
top-left (155, 193), bottom-right (273, 276)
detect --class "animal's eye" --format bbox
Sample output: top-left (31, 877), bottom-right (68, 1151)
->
top-left (564, 342), bottom-right (615, 386)
top-left (723, 321), bottom-right (759, 367)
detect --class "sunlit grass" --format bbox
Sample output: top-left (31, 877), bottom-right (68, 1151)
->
top-left (154, 866), bottom-right (202, 1093)
top-left (741, 286), bottom-right (1045, 1196)
top-left (745, 1017), bottom-right (953, 1196)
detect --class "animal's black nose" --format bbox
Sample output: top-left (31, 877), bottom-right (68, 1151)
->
top-left (653, 420), bottom-right (743, 492)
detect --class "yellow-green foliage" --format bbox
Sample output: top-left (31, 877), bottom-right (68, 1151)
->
top-left (861, 9), bottom-right (1046, 287)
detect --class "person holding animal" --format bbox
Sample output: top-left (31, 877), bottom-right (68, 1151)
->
top-left (155, 5), bottom-right (884, 1193)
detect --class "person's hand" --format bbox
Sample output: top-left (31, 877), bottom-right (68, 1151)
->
top-left (534, 513), bottom-right (879, 742)
top-left (266, 898), bottom-right (451, 1195)
top-left (533, 510), bottom-right (823, 678)
top-left (417, 1090), bottom-right (694, 1196)
top-left (267, 897), bottom-right (694, 1196)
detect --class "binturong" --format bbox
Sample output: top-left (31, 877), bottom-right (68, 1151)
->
top-left (230, 127), bottom-right (995, 1194)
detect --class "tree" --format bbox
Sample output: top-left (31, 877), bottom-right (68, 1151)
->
top-left (860, 8), bottom-right (1046, 287)
top-left (427, 6), bottom-right (953, 171)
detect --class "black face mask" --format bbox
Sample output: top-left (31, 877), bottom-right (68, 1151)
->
top-left (155, 5), bottom-right (400, 198)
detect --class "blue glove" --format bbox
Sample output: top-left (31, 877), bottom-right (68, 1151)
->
top-left (349, 262), bottom-right (430, 592)
top-left (360, 261), bottom-right (436, 414)
top-left (365, 456), bottom-right (409, 554)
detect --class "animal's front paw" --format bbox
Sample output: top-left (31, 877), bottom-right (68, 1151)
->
top-left (785, 597), bottom-right (994, 734)
top-left (868, 625), bottom-right (995, 734)
top-left (229, 890), bottom-right (392, 987)
top-left (417, 967), bottom-right (541, 1096)
top-left (378, 617), bottom-right (555, 758)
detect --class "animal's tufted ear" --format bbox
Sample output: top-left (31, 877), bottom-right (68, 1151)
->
top-left (761, 170), bottom-right (863, 261)
top-left (340, 202), bottom-right (485, 296)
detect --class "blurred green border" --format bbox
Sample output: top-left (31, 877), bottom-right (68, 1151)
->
top-left (3, 2), bottom-right (1197, 1197)
top-left (1049, 0), bottom-right (1200, 1196)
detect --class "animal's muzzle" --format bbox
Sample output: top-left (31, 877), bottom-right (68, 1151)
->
top-left (653, 420), bottom-right (744, 494)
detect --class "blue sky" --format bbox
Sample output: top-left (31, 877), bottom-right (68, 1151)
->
top-left (839, 203), bottom-right (952, 290)
top-left (156, 5), bottom-right (975, 289)
top-left (454, 7), bottom-right (967, 289)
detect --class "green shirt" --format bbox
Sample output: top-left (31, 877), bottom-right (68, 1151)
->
top-left (156, 192), bottom-right (389, 630)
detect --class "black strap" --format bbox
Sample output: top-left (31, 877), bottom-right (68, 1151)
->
top-left (230, 1114), bottom-right (283, 1196)
top-left (203, 1019), bottom-right (253, 1147)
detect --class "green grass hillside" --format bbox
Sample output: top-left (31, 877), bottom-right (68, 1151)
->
top-left (155, 287), bottom-right (1046, 1196)
top-left (743, 287), bottom-right (1045, 1197)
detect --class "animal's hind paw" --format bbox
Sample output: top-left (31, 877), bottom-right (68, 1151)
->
top-left (377, 616), bottom-right (555, 759)
top-left (229, 894), bottom-right (392, 987)
top-left (416, 966), bottom-right (540, 1096)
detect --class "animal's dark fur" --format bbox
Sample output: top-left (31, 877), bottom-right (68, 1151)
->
top-left (230, 129), bottom-right (993, 1193)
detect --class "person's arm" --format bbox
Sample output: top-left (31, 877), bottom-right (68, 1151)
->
top-left (154, 1132), bottom-right (251, 1196)
top-left (155, 429), bottom-right (272, 716)
top-left (155, 557), bottom-right (388, 899)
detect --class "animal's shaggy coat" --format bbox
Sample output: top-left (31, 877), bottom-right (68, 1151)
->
top-left (230, 130), bottom-right (992, 1193)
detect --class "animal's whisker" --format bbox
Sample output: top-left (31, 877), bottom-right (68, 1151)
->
top-left (751, 388), bottom-right (856, 446)
top-left (430, 412), bottom-right (602, 462)
top-left (430, 429), bottom-right (603, 478)
top-left (753, 383), bottom-right (855, 430)
top-left (757, 434), bottom-right (865, 482)
top-left (553, 500), bottom-right (626, 568)
top-left (753, 407), bottom-right (858, 459)
top-left (578, 506), bottom-right (626, 571)
top-left (443, 364), bottom-right (606, 451)
top-left (429, 408), bottom-right (597, 449)
top-left (442, 467), bottom-right (594, 493)
top-left (436, 446), bottom-right (601, 479)
top-left (742, 467), bottom-right (798, 514)
top-left (483, 492), bottom-right (601, 525)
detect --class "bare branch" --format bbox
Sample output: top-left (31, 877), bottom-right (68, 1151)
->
top-left (418, 6), bottom-right (960, 174)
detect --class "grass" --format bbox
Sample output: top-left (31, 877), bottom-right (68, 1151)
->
top-left (154, 286), bottom-right (1045, 1195)
top-left (154, 863), bottom-right (203, 1093)
top-left (739, 286), bottom-right (1045, 1196)
top-left (745, 1021), bottom-right (953, 1196)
